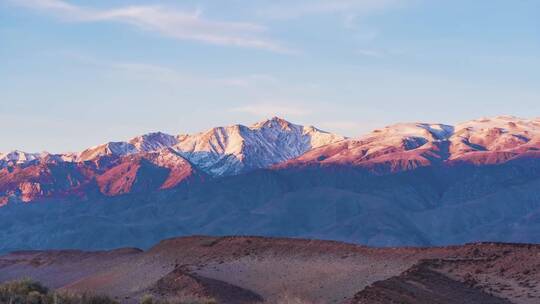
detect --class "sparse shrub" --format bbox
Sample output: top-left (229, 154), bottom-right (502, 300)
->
top-left (0, 278), bottom-right (50, 304)
top-left (0, 279), bottom-right (118, 304)
top-left (140, 294), bottom-right (155, 304)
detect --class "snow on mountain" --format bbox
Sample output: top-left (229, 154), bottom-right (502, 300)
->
top-left (1, 117), bottom-right (343, 177)
top-left (3, 115), bottom-right (540, 204)
top-left (3, 116), bottom-right (539, 175)
top-left (128, 132), bottom-right (179, 152)
top-left (0, 151), bottom-right (42, 169)
top-left (279, 116), bottom-right (540, 171)
top-left (76, 132), bottom-right (179, 163)
top-left (71, 117), bottom-right (344, 176)
top-left (173, 117), bottom-right (346, 176)
top-left (449, 116), bottom-right (540, 159)
top-left (77, 141), bottom-right (139, 162)
top-left (0, 117), bottom-right (342, 203)
top-left (0, 150), bottom-right (40, 164)
top-left (370, 123), bottom-right (455, 141)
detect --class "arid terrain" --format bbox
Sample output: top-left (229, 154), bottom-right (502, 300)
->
top-left (0, 236), bottom-right (538, 304)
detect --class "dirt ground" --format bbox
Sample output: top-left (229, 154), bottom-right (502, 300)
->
top-left (0, 236), bottom-right (538, 304)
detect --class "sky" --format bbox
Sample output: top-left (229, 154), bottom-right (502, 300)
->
top-left (1, 0), bottom-right (539, 153)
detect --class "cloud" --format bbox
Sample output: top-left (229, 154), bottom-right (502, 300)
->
top-left (11, 0), bottom-right (291, 52)
top-left (230, 103), bottom-right (310, 117)
top-left (105, 62), bottom-right (278, 89)
top-left (55, 52), bottom-right (280, 89)
top-left (261, 0), bottom-right (406, 19)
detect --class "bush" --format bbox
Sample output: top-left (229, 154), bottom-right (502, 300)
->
top-left (0, 280), bottom-right (216, 304)
top-left (140, 294), bottom-right (154, 304)
top-left (0, 279), bottom-right (50, 304)
top-left (0, 279), bottom-right (119, 304)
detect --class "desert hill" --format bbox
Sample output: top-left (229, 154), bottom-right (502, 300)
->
top-left (0, 236), bottom-right (538, 303)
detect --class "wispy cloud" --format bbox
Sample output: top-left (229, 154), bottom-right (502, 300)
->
top-left (11, 0), bottom-right (291, 52)
top-left (261, 0), bottom-right (406, 19)
top-left (230, 103), bottom-right (310, 117)
top-left (56, 52), bottom-right (279, 89)
top-left (107, 62), bottom-right (278, 89)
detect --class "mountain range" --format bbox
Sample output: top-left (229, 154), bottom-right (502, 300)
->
top-left (0, 117), bottom-right (344, 204)
top-left (1, 115), bottom-right (540, 252)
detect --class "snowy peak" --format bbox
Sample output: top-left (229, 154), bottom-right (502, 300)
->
top-left (0, 117), bottom-right (344, 203)
top-left (129, 132), bottom-right (179, 152)
top-left (0, 150), bottom-right (40, 163)
top-left (77, 131), bottom-right (178, 162)
top-left (3, 116), bottom-right (539, 173)
top-left (172, 117), bottom-right (345, 176)
top-left (251, 116), bottom-right (294, 130)
top-left (280, 116), bottom-right (540, 172)
top-left (449, 116), bottom-right (540, 157)
top-left (0, 117), bottom-right (344, 177)
top-left (78, 141), bottom-right (139, 162)
top-left (454, 116), bottom-right (540, 138)
top-left (0, 117), bottom-right (343, 178)
top-left (369, 123), bottom-right (454, 141)
top-left (177, 124), bottom-right (247, 156)
top-left (0, 150), bottom-right (41, 168)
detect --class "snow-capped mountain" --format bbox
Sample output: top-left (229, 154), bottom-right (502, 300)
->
top-left (2, 115), bottom-right (540, 204)
top-left (0, 117), bottom-right (342, 203)
top-left (173, 117), bottom-right (345, 176)
top-left (129, 132), bottom-right (179, 153)
top-left (0, 151), bottom-right (41, 167)
top-left (69, 117), bottom-right (344, 176)
top-left (3, 116), bottom-right (540, 251)
top-left (450, 116), bottom-right (540, 161)
top-left (77, 133), bottom-right (179, 163)
top-left (78, 141), bottom-right (139, 162)
top-left (0, 148), bottom-right (202, 205)
top-left (279, 116), bottom-right (540, 171)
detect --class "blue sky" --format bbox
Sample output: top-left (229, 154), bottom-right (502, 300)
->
top-left (1, 0), bottom-right (539, 152)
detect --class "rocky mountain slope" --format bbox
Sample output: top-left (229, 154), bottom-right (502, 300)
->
top-left (0, 236), bottom-right (538, 304)
top-left (174, 117), bottom-right (344, 176)
top-left (2, 154), bottom-right (540, 251)
top-left (1, 116), bottom-right (540, 251)
top-left (0, 151), bottom-right (41, 167)
top-left (278, 116), bottom-right (540, 172)
top-left (3, 116), bottom-right (540, 204)
top-left (0, 117), bottom-right (343, 203)
top-left (0, 148), bottom-right (203, 205)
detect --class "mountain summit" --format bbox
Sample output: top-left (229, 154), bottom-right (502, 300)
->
top-left (173, 117), bottom-right (345, 175)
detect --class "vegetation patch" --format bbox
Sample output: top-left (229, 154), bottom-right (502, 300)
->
top-left (0, 279), bottom-right (117, 304)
